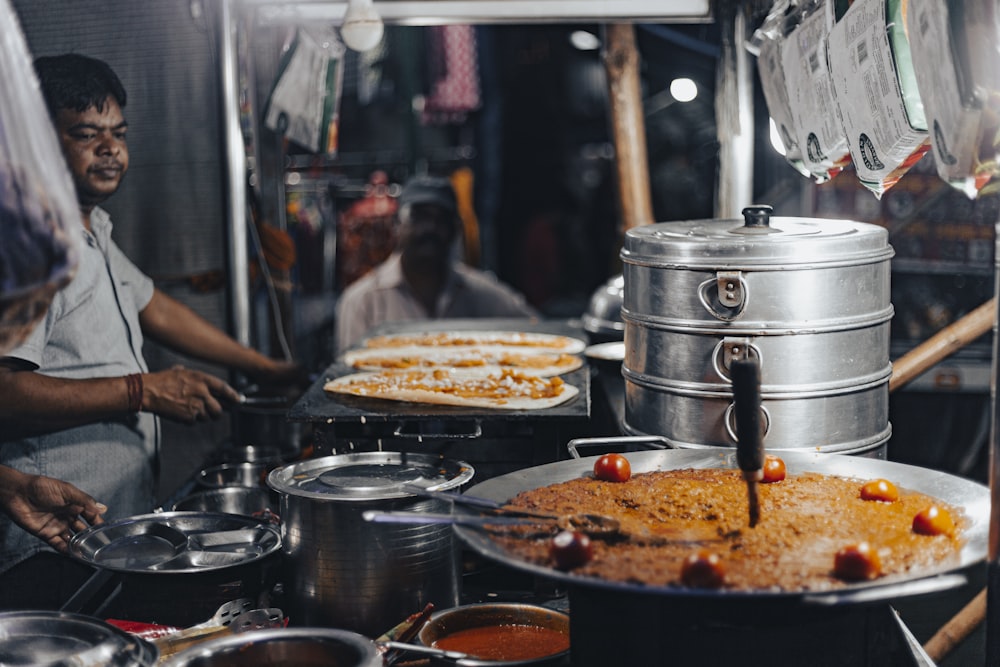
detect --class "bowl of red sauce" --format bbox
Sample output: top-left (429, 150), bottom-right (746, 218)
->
top-left (418, 602), bottom-right (570, 666)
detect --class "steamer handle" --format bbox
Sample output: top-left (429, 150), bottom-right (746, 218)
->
top-left (566, 436), bottom-right (671, 459)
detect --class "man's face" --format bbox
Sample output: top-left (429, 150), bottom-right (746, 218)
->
top-left (398, 203), bottom-right (456, 261)
top-left (54, 98), bottom-right (129, 211)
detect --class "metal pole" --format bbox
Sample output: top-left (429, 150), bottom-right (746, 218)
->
top-left (986, 215), bottom-right (1000, 663)
top-left (714, 0), bottom-right (754, 218)
top-left (219, 0), bottom-right (252, 346)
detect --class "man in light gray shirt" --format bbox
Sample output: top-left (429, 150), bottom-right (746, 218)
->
top-left (335, 175), bottom-right (538, 353)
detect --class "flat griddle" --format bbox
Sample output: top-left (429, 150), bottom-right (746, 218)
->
top-left (288, 318), bottom-right (591, 426)
top-left (456, 449), bottom-right (990, 606)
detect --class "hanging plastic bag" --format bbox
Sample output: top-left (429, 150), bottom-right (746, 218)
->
top-left (749, 0), bottom-right (811, 178)
top-left (264, 27), bottom-right (346, 155)
top-left (907, 0), bottom-right (1000, 198)
top-left (827, 0), bottom-right (931, 199)
top-left (779, 0), bottom-right (853, 183)
top-left (0, 0), bottom-right (81, 353)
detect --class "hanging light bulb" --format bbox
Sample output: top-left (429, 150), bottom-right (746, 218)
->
top-left (340, 0), bottom-right (384, 52)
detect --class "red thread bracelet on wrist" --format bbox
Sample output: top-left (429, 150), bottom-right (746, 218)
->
top-left (125, 373), bottom-right (143, 413)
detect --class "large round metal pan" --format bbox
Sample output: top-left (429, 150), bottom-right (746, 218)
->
top-left (457, 450), bottom-right (989, 605)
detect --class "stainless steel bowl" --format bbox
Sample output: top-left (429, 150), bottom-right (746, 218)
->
top-left (161, 627), bottom-right (380, 667)
top-left (417, 603), bottom-right (570, 666)
top-left (0, 611), bottom-right (158, 667)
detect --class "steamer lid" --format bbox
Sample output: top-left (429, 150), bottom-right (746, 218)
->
top-left (622, 206), bottom-right (894, 269)
top-left (267, 452), bottom-right (474, 500)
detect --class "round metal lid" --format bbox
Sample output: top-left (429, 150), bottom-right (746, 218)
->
top-left (267, 452), bottom-right (475, 501)
top-left (0, 611), bottom-right (158, 667)
top-left (68, 512), bottom-right (281, 575)
top-left (621, 206), bottom-right (893, 269)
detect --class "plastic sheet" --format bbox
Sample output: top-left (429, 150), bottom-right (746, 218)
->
top-left (0, 0), bottom-right (81, 353)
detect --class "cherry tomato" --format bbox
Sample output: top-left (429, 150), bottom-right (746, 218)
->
top-left (761, 455), bottom-right (786, 483)
top-left (593, 453), bottom-right (631, 483)
top-left (860, 479), bottom-right (899, 503)
top-left (549, 530), bottom-right (593, 570)
top-left (680, 550), bottom-right (726, 588)
top-left (912, 505), bottom-right (955, 537)
top-left (834, 542), bottom-right (882, 581)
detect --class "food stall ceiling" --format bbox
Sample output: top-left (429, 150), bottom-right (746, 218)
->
top-left (248, 0), bottom-right (712, 26)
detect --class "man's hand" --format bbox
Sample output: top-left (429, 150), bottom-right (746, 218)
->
top-left (247, 359), bottom-right (311, 388)
top-left (142, 365), bottom-right (243, 423)
top-left (0, 467), bottom-right (106, 552)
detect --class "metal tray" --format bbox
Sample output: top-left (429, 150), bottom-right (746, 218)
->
top-left (69, 512), bottom-right (281, 574)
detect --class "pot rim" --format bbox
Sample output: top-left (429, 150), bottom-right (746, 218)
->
top-left (417, 602), bottom-right (570, 666)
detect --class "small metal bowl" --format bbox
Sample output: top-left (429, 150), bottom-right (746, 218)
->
top-left (196, 462), bottom-right (273, 489)
top-left (417, 602), bottom-right (570, 666)
top-left (172, 487), bottom-right (280, 523)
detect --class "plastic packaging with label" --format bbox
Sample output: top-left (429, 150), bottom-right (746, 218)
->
top-left (749, 0), bottom-right (812, 178)
top-left (780, 0), bottom-right (853, 183)
top-left (827, 0), bottom-right (930, 198)
top-left (906, 0), bottom-right (1000, 198)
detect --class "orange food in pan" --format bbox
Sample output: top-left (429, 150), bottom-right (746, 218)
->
top-left (492, 465), bottom-right (966, 592)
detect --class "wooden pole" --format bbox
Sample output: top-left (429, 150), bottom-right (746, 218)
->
top-left (889, 298), bottom-right (995, 393)
top-left (603, 23), bottom-right (655, 233)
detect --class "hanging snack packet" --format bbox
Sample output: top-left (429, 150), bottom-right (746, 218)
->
top-left (827, 0), bottom-right (930, 198)
top-left (780, 0), bottom-right (853, 183)
top-left (749, 0), bottom-right (811, 178)
top-left (906, 0), bottom-right (1000, 198)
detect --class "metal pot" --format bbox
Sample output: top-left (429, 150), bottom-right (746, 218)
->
top-left (172, 487), bottom-right (280, 523)
top-left (231, 386), bottom-right (308, 459)
top-left (68, 512), bottom-right (282, 627)
top-left (620, 205), bottom-right (894, 455)
top-left (455, 449), bottom-right (989, 666)
top-left (160, 627), bottom-right (380, 667)
top-left (0, 611), bottom-right (159, 667)
top-left (267, 452), bottom-right (475, 636)
top-left (196, 461), bottom-right (274, 489)
top-left (416, 603), bottom-right (570, 666)
top-left (582, 274), bottom-right (625, 344)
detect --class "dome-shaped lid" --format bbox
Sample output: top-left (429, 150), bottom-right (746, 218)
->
top-left (622, 206), bottom-right (893, 269)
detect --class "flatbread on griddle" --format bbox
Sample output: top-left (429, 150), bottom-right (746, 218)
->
top-left (342, 345), bottom-right (584, 377)
top-left (323, 368), bottom-right (580, 410)
top-left (361, 331), bottom-right (587, 355)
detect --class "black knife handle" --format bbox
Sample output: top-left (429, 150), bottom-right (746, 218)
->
top-left (731, 358), bottom-right (764, 473)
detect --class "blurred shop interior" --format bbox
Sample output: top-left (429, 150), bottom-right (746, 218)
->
top-left (12, 1), bottom-right (998, 496)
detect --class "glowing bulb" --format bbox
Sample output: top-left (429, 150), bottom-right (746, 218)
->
top-left (340, 0), bottom-right (383, 52)
top-left (669, 78), bottom-right (698, 103)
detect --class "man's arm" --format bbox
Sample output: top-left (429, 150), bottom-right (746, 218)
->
top-left (0, 361), bottom-right (243, 433)
top-left (139, 289), bottom-right (304, 384)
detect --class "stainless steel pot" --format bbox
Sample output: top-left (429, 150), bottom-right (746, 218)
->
top-left (160, 627), bottom-right (380, 667)
top-left (620, 205), bottom-right (894, 455)
top-left (196, 461), bottom-right (274, 489)
top-left (172, 487), bottom-right (280, 523)
top-left (0, 611), bottom-right (159, 667)
top-left (231, 386), bottom-right (308, 459)
top-left (267, 452), bottom-right (475, 636)
top-left (582, 274), bottom-right (625, 343)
